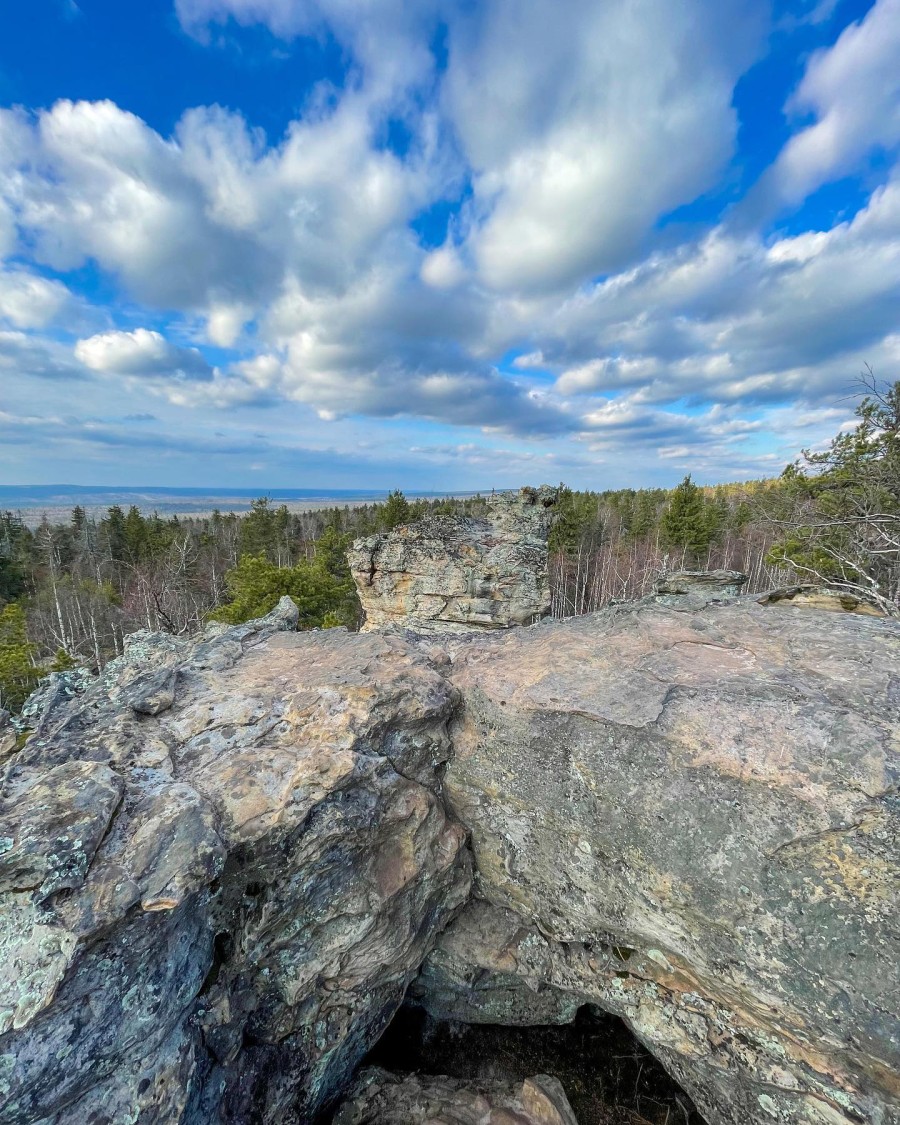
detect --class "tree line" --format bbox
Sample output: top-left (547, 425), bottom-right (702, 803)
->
top-left (2, 377), bottom-right (897, 711)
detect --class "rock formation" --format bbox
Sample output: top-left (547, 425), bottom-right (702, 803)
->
top-left (415, 598), bottom-right (900, 1125)
top-left (1, 586), bottom-right (898, 1125)
top-left (653, 569), bottom-right (748, 599)
top-left (348, 486), bottom-right (558, 633)
top-left (0, 600), bottom-right (470, 1123)
top-left (334, 1069), bottom-right (580, 1125)
top-left (757, 584), bottom-right (886, 615)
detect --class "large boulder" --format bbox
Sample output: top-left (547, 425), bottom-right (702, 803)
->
top-left (349, 486), bottom-right (558, 633)
top-left (411, 598), bottom-right (900, 1125)
top-left (0, 600), bottom-right (471, 1124)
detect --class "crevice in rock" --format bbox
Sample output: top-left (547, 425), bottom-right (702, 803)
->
top-left (339, 1002), bottom-right (706, 1125)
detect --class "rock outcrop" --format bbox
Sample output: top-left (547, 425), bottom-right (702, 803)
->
top-left (0, 600), bottom-right (470, 1123)
top-left (757, 584), bottom-right (886, 615)
top-left (416, 598), bottom-right (900, 1125)
top-left (334, 1068), bottom-right (580, 1125)
top-left (348, 486), bottom-right (558, 633)
top-left (653, 570), bottom-right (748, 599)
top-left (1, 591), bottom-right (898, 1125)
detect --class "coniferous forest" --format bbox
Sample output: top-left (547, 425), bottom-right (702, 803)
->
top-left (1, 379), bottom-right (898, 712)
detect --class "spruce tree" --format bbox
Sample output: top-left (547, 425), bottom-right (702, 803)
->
top-left (660, 476), bottom-right (715, 564)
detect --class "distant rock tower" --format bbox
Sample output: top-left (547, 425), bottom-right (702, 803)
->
top-left (348, 486), bottom-right (559, 633)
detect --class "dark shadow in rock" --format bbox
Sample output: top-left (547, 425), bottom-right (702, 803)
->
top-left (354, 1003), bottom-right (706, 1125)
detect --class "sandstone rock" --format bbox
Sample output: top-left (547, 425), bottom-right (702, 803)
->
top-left (653, 570), bottom-right (748, 598)
top-left (349, 486), bottom-right (558, 633)
top-left (0, 601), bottom-right (470, 1123)
top-left (334, 1067), bottom-right (580, 1125)
top-left (757, 584), bottom-right (886, 615)
top-left (2, 591), bottom-right (898, 1125)
top-left (422, 599), bottom-right (900, 1125)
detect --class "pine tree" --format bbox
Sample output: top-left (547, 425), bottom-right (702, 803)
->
top-left (0, 603), bottom-right (40, 712)
top-left (379, 490), bottom-right (411, 530)
top-left (660, 476), bottom-right (716, 564)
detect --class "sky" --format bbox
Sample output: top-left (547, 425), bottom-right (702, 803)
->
top-left (0, 0), bottom-right (898, 491)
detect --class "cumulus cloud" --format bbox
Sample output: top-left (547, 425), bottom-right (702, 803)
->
top-left (444, 0), bottom-right (765, 292)
top-left (772, 0), bottom-right (900, 204)
top-left (3, 0), bottom-right (899, 486)
top-left (545, 168), bottom-right (900, 408)
top-left (0, 270), bottom-right (76, 329)
top-left (76, 329), bottom-right (213, 380)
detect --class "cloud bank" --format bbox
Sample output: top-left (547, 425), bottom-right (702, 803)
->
top-left (1, 0), bottom-right (898, 487)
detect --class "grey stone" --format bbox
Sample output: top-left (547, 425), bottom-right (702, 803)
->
top-left (2, 592), bottom-right (899, 1125)
top-left (349, 486), bottom-right (558, 634)
top-left (422, 599), bottom-right (900, 1125)
top-left (334, 1067), bottom-right (581, 1125)
top-left (0, 617), bottom-right (470, 1124)
top-left (653, 569), bottom-right (748, 598)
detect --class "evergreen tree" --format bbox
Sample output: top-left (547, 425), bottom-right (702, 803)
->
top-left (660, 476), bottom-right (716, 563)
top-left (0, 603), bottom-right (40, 712)
top-left (771, 375), bottom-right (900, 613)
top-left (101, 505), bottom-right (127, 562)
top-left (379, 490), bottom-right (411, 530)
top-left (123, 506), bottom-right (148, 562)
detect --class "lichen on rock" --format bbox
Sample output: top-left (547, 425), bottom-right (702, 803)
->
top-left (349, 485), bottom-right (558, 634)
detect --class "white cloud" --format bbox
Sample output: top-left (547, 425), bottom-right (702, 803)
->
top-left (544, 168), bottom-right (900, 407)
top-left (0, 271), bottom-right (75, 329)
top-left (444, 0), bottom-right (765, 292)
top-left (421, 245), bottom-right (466, 289)
top-left (3, 2), bottom-right (899, 487)
top-left (773, 0), bottom-right (900, 203)
top-left (76, 328), bottom-right (213, 380)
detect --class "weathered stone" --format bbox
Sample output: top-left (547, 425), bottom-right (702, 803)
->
top-left (422, 599), bottom-right (900, 1125)
top-left (757, 584), bottom-right (886, 615)
top-left (0, 603), bottom-right (471, 1124)
top-left (653, 569), bottom-right (748, 598)
top-left (0, 760), bottom-right (123, 899)
top-left (2, 590), bottom-right (899, 1125)
top-left (0, 711), bottom-right (14, 763)
top-left (349, 486), bottom-right (558, 633)
top-left (13, 666), bottom-right (95, 737)
top-left (127, 664), bottom-right (179, 715)
top-left (334, 1067), bottom-right (580, 1125)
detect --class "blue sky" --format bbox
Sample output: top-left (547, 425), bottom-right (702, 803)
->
top-left (1, 0), bottom-right (898, 490)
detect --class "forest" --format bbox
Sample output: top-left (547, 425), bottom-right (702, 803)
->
top-left (1, 377), bottom-right (897, 713)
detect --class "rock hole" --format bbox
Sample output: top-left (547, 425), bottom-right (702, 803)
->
top-left (198, 931), bottom-right (234, 996)
top-left (357, 1003), bottom-right (706, 1125)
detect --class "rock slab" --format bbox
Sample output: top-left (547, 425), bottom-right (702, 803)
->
top-left (334, 1068), bottom-right (580, 1125)
top-left (416, 598), bottom-right (900, 1125)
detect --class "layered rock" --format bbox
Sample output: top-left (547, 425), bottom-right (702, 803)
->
top-left (414, 598), bottom-right (900, 1125)
top-left (349, 486), bottom-right (558, 633)
top-left (757, 584), bottom-right (886, 615)
top-left (334, 1068), bottom-right (580, 1125)
top-left (653, 570), bottom-right (748, 599)
top-left (1, 590), bottom-right (898, 1125)
top-left (0, 600), bottom-right (471, 1123)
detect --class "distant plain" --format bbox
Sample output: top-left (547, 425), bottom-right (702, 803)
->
top-left (0, 486), bottom-right (481, 528)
